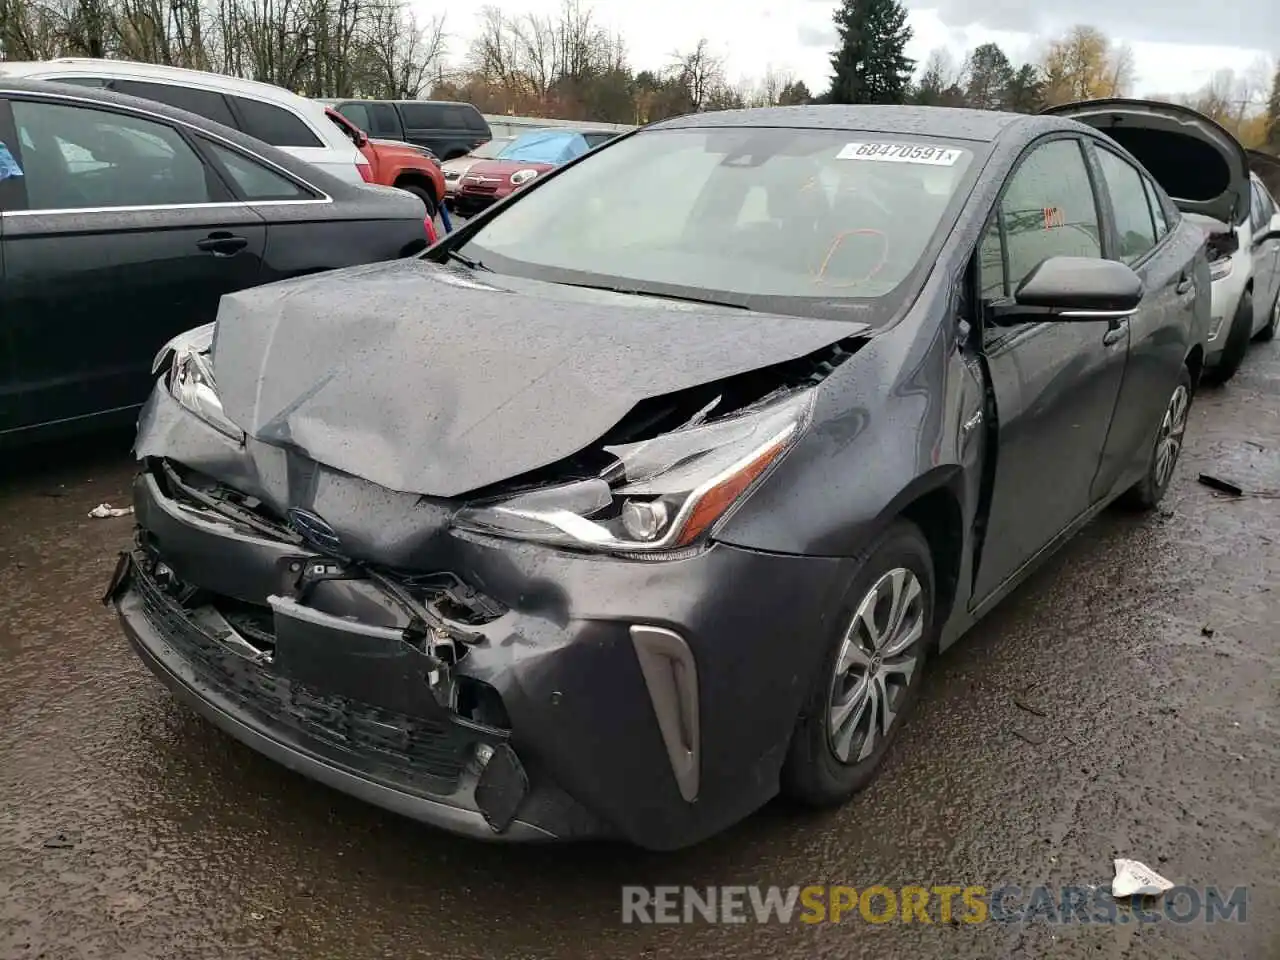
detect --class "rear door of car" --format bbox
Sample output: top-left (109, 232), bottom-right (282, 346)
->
top-left (971, 134), bottom-right (1129, 602)
top-left (0, 91), bottom-right (267, 437)
top-left (1248, 177), bottom-right (1280, 327)
top-left (1082, 137), bottom-right (1200, 499)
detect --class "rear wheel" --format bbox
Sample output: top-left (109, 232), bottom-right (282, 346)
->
top-left (398, 183), bottom-right (437, 219)
top-left (1203, 289), bottom-right (1253, 385)
top-left (781, 520), bottom-right (934, 807)
top-left (1255, 290), bottom-right (1278, 342)
top-left (1119, 366), bottom-right (1192, 511)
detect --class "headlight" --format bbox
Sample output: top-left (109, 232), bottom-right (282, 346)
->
top-left (509, 168), bottom-right (538, 186)
top-left (1209, 258), bottom-right (1233, 281)
top-left (452, 391), bottom-right (812, 555)
top-left (154, 324), bottom-right (243, 441)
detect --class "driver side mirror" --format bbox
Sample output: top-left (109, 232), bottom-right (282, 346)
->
top-left (998, 256), bottom-right (1143, 322)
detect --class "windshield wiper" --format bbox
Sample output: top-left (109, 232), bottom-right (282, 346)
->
top-left (560, 282), bottom-right (749, 310)
top-left (444, 248), bottom-right (491, 271)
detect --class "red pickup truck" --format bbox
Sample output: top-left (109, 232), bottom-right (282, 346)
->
top-left (325, 107), bottom-right (447, 219)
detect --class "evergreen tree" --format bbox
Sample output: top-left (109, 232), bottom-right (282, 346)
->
top-left (826, 0), bottom-right (915, 105)
top-left (1004, 63), bottom-right (1046, 114)
top-left (965, 43), bottom-right (1015, 110)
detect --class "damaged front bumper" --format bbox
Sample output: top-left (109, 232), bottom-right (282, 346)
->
top-left (111, 389), bottom-right (848, 849)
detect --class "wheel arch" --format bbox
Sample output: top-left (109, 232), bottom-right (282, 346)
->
top-left (870, 467), bottom-right (967, 646)
top-left (1185, 343), bottom-right (1205, 392)
top-left (393, 170), bottom-right (440, 204)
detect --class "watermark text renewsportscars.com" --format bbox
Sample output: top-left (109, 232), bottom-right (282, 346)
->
top-left (621, 884), bottom-right (1248, 925)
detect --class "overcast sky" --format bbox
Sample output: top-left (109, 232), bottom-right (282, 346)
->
top-left (431, 0), bottom-right (1278, 99)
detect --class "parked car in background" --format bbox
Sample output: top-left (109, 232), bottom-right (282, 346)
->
top-left (325, 106), bottom-right (446, 216)
top-left (0, 79), bottom-right (429, 443)
top-left (1044, 99), bottom-right (1280, 383)
top-left (0, 58), bottom-right (372, 184)
top-left (111, 104), bottom-right (1211, 850)
top-left (451, 128), bottom-right (597, 216)
top-left (322, 98), bottom-right (490, 159)
top-left (442, 136), bottom-right (513, 197)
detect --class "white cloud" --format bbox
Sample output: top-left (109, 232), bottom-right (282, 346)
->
top-left (425, 0), bottom-right (1277, 98)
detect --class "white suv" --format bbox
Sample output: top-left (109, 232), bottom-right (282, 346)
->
top-left (0, 59), bottom-right (371, 184)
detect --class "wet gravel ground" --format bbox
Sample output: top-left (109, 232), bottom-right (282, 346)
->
top-left (1, 342), bottom-right (1277, 960)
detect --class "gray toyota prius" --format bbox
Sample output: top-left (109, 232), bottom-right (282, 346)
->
top-left (108, 105), bottom-right (1213, 850)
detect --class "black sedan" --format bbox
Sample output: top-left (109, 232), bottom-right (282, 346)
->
top-left (0, 79), bottom-right (430, 444)
top-left (108, 105), bottom-right (1211, 850)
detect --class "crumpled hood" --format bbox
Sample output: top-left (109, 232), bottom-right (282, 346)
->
top-left (211, 259), bottom-right (867, 497)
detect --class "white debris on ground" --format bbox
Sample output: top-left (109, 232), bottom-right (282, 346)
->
top-left (1111, 859), bottom-right (1176, 898)
top-left (88, 503), bottom-right (133, 519)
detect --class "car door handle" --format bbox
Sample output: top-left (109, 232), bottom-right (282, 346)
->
top-left (1102, 318), bottom-right (1128, 346)
top-left (196, 233), bottom-right (248, 256)
top-left (1175, 273), bottom-right (1193, 295)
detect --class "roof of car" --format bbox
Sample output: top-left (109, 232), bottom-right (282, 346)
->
top-left (0, 58), bottom-right (314, 110)
top-left (0, 77), bottom-right (350, 189)
top-left (649, 105), bottom-right (1060, 144)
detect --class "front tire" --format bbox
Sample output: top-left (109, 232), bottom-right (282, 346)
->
top-left (781, 520), bottom-right (934, 807)
top-left (1203, 289), bottom-right (1253, 385)
top-left (1119, 366), bottom-right (1192, 511)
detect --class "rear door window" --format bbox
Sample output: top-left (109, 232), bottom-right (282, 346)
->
top-left (1142, 176), bottom-right (1168, 239)
top-left (227, 95), bottom-right (323, 148)
top-left (111, 79), bottom-right (237, 129)
top-left (1095, 147), bottom-right (1157, 263)
top-left (398, 102), bottom-right (444, 129)
top-left (203, 140), bottom-right (314, 201)
top-left (368, 103), bottom-right (400, 137)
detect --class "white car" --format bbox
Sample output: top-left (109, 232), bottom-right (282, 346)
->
top-left (0, 58), bottom-right (371, 184)
top-left (1044, 99), bottom-right (1280, 384)
top-left (1201, 172), bottom-right (1280, 381)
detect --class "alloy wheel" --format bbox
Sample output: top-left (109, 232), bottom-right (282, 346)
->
top-left (1154, 383), bottom-right (1189, 489)
top-left (827, 567), bottom-right (925, 764)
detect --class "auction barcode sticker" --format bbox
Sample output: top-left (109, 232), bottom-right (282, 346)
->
top-left (837, 142), bottom-right (963, 165)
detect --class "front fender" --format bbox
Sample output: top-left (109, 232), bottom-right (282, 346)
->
top-left (715, 289), bottom-right (980, 560)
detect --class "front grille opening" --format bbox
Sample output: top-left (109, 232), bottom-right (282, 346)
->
top-left (456, 676), bottom-right (511, 730)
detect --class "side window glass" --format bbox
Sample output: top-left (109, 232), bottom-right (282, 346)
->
top-left (1001, 139), bottom-right (1102, 293)
top-left (978, 215), bottom-right (1007, 300)
top-left (1259, 182), bottom-right (1277, 220)
top-left (112, 79), bottom-right (237, 129)
top-left (440, 106), bottom-right (471, 130)
top-left (1095, 148), bottom-right (1157, 263)
top-left (51, 76), bottom-right (108, 88)
top-left (398, 103), bottom-right (442, 129)
top-left (12, 99), bottom-right (213, 210)
top-left (336, 102), bottom-right (371, 132)
top-left (228, 96), bottom-right (323, 148)
top-left (369, 103), bottom-right (399, 136)
top-left (205, 141), bottom-right (311, 201)
top-left (1250, 182), bottom-right (1267, 232)
top-left (1142, 176), bottom-right (1168, 239)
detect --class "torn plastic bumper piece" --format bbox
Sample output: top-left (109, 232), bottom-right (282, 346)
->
top-left (110, 551), bottom-right (548, 842)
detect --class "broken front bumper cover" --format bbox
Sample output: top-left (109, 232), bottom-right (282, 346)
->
top-left (109, 549), bottom-right (550, 841)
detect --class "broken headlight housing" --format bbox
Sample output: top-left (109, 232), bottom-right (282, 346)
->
top-left (452, 390), bottom-right (813, 555)
top-left (152, 323), bottom-right (243, 441)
